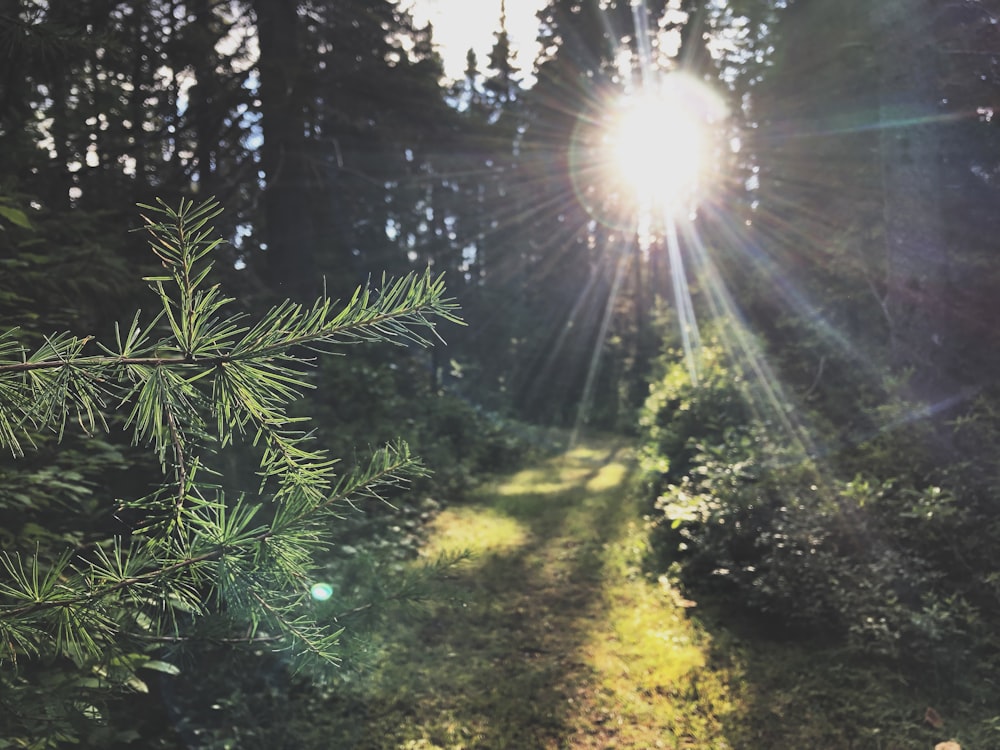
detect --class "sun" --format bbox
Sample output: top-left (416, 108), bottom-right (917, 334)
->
top-left (604, 74), bottom-right (724, 217)
top-left (610, 92), bottom-right (704, 206)
top-left (567, 72), bottom-right (726, 236)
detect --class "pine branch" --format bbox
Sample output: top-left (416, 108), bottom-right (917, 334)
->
top-left (0, 197), bottom-right (460, 675)
top-left (0, 442), bottom-right (423, 646)
top-left (246, 588), bottom-right (343, 669)
top-left (0, 200), bottom-right (459, 463)
top-left (0, 272), bottom-right (460, 376)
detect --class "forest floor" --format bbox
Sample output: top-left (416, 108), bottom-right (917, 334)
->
top-left (309, 437), bottom-right (971, 750)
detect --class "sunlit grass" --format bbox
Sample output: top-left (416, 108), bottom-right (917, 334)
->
top-left (370, 439), bottom-right (743, 749)
top-left (492, 443), bottom-right (619, 498)
top-left (585, 460), bottom-right (628, 492)
top-left (492, 475), bottom-right (585, 496)
top-left (419, 506), bottom-right (529, 560)
top-left (562, 487), bottom-right (740, 749)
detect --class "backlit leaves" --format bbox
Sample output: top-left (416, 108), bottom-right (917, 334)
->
top-left (0, 197), bottom-right (459, 682)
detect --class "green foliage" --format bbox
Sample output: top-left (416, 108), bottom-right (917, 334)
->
top-left (304, 344), bottom-right (554, 507)
top-left (0, 197), bottom-right (461, 746)
top-left (639, 338), bottom-right (1000, 683)
top-left (0, 198), bottom-right (32, 231)
top-left (638, 340), bottom-right (753, 487)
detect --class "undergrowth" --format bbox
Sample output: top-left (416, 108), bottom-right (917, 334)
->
top-left (639, 334), bottom-right (1000, 748)
top-left (119, 432), bottom-right (996, 748)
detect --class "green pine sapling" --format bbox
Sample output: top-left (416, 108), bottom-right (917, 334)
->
top-left (0, 198), bottom-right (461, 723)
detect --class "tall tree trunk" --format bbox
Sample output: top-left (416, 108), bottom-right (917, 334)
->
top-left (128, 3), bottom-right (149, 189)
top-left (191, 0), bottom-right (216, 192)
top-left (0, 0), bottom-right (28, 141)
top-left (874, 1), bottom-right (953, 397)
top-left (254, 0), bottom-right (316, 298)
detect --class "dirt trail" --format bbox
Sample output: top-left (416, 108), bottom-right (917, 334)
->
top-left (322, 439), bottom-right (741, 749)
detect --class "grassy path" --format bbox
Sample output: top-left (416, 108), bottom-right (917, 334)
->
top-left (161, 437), bottom-right (975, 747)
top-left (322, 438), bottom-right (742, 749)
top-left (293, 438), bottom-right (984, 750)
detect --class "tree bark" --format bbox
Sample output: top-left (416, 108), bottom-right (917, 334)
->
top-left (874, 0), bottom-right (953, 397)
top-left (254, 0), bottom-right (316, 298)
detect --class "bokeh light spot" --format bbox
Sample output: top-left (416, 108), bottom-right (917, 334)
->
top-left (310, 582), bottom-right (334, 601)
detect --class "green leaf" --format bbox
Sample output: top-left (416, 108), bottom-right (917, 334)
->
top-left (141, 660), bottom-right (181, 676)
top-left (0, 205), bottom-right (32, 230)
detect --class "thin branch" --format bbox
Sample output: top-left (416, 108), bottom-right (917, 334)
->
top-left (1, 450), bottom-right (416, 620)
top-left (804, 355), bottom-right (826, 399)
top-left (163, 398), bottom-right (187, 513)
top-left (2, 548), bottom-right (219, 619)
top-left (0, 354), bottom-right (198, 374)
top-left (132, 632), bottom-right (283, 645)
top-left (0, 285), bottom-right (457, 376)
top-left (247, 588), bottom-right (339, 662)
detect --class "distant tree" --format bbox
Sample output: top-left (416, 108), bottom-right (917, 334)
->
top-left (872, 1), bottom-right (952, 396)
top-left (253, 0), bottom-right (317, 296)
top-left (931, 0), bottom-right (1000, 383)
top-left (738, 0), bottom-right (1000, 406)
top-left (504, 0), bottom-right (681, 426)
top-left (250, 0), bottom-right (459, 301)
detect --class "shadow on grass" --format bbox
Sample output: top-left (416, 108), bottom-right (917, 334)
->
top-left (234, 437), bottom-right (1000, 750)
top-left (224, 438), bottom-right (761, 750)
top-left (311, 440), bottom-right (637, 749)
top-left (690, 593), bottom-right (996, 750)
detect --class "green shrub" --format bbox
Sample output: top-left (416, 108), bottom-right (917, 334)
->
top-left (639, 335), bottom-right (998, 678)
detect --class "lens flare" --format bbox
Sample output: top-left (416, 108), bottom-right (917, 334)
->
top-left (310, 582), bottom-right (334, 601)
top-left (606, 74), bottom-right (725, 222)
top-left (568, 73), bottom-right (726, 242)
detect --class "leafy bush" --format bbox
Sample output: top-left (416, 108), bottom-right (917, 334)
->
top-left (310, 352), bottom-right (540, 500)
top-left (638, 341), bottom-right (753, 489)
top-left (639, 336), bottom-right (998, 677)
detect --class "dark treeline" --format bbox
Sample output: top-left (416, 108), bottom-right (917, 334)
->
top-left (0, 0), bottom-right (683, 430)
top-left (3, 0), bottom-right (1000, 746)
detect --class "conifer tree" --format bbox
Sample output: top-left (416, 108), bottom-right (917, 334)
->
top-left (0, 197), bottom-right (460, 743)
